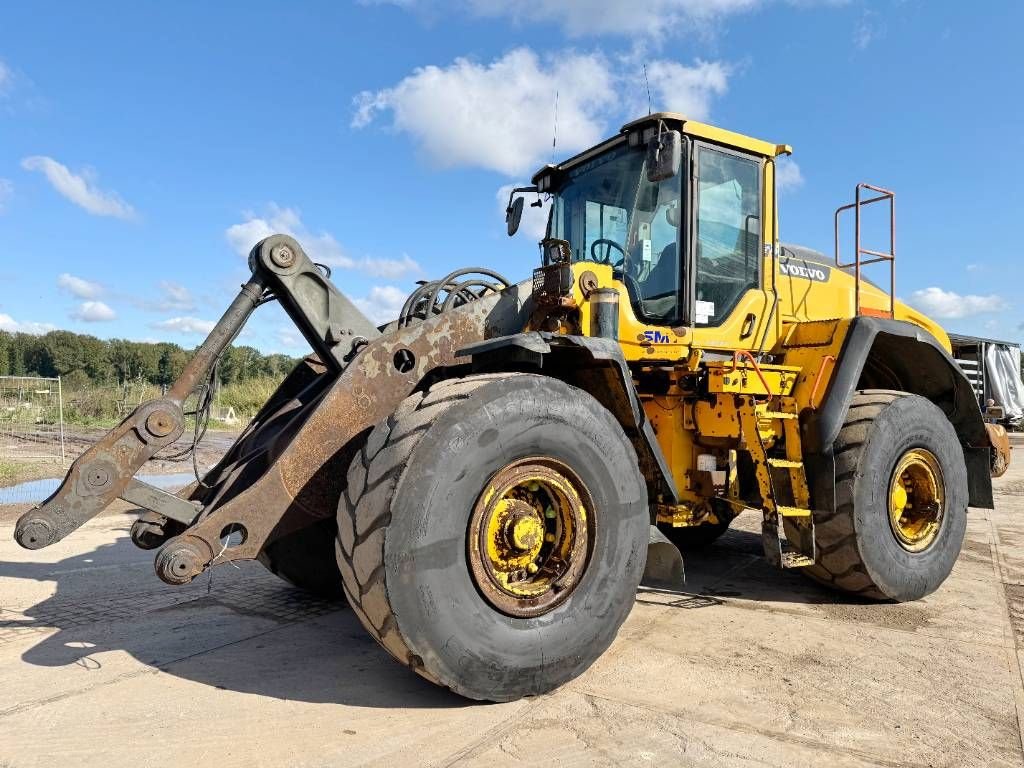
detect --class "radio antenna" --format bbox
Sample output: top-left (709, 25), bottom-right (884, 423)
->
top-left (643, 64), bottom-right (652, 115)
top-left (551, 90), bottom-right (559, 160)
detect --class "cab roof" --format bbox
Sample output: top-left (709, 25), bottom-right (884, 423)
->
top-left (532, 112), bottom-right (791, 184)
top-left (622, 112), bottom-right (792, 159)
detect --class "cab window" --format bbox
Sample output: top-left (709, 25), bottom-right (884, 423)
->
top-left (694, 146), bottom-right (761, 325)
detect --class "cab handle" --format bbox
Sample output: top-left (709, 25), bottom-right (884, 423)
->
top-left (740, 312), bottom-right (757, 339)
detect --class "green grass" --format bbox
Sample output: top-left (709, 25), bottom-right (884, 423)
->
top-left (55, 376), bottom-right (285, 429)
top-left (0, 459), bottom-right (58, 488)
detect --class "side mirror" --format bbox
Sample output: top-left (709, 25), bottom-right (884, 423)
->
top-left (506, 196), bottom-right (525, 237)
top-left (647, 129), bottom-right (681, 183)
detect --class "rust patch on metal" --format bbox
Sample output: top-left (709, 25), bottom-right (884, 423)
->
top-left (985, 423), bottom-right (1011, 478)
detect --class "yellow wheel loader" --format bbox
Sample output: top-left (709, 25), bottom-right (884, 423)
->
top-left (15, 113), bottom-right (1009, 702)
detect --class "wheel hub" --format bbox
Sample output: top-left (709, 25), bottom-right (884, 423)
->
top-left (468, 458), bottom-right (594, 618)
top-left (888, 448), bottom-right (945, 552)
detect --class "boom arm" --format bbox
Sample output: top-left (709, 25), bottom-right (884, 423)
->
top-left (14, 235), bottom-right (380, 551)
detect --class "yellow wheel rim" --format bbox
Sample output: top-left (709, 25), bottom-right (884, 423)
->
top-left (888, 448), bottom-right (944, 552)
top-left (468, 457), bottom-right (594, 618)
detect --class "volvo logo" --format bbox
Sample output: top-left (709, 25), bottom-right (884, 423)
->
top-left (779, 259), bottom-right (830, 282)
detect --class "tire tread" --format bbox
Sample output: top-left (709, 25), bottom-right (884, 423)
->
top-left (336, 373), bottom-right (523, 684)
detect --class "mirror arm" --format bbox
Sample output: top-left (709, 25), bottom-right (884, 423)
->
top-left (505, 185), bottom-right (539, 215)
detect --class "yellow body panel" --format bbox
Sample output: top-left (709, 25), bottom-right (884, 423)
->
top-left (539, 115), bottom-right (960, 535)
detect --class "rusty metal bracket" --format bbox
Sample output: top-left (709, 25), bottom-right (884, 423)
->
top-left (14, 271), bottom-right (268, 550)
top-left (119, 479), bottom-right (199, 525)
top-left (253, 236), bottom-right (381, 369)
top-left (150, 281), bottom-right (532, 585)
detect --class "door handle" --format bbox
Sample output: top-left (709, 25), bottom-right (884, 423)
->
top-left (740, 312), bottom-right (757, 339)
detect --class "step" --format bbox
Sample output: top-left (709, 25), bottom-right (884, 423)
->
top-left (777, 505), bottom-right (812, 517)
top-left (762, 411), bottom-right (798, 420)
top-left (767, 458), bottom-right (803, 469)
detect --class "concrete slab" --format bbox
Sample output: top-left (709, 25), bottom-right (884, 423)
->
top-left (1, 461), bottom-right (1023, 767)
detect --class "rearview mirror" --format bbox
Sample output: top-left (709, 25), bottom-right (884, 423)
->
top-left (646, 129), bottom-right (681, 183)
top-left (506, 196), bottom-right (525, 237)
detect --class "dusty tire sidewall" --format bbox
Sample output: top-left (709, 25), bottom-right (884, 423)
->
top-left (385, 376), bottom-right (648, 701)
top-left (851, 395), bottom-right (968, 601)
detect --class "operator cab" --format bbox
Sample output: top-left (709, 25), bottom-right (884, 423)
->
top-left (508, 113), bottom-right (790, 331)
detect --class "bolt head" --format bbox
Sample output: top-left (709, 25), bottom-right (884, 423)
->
top-left (87, 468), bottom-right (110, 487)
top-left (271, 244), bottom-right (295, 268)
top-left (15, 517), bottom-right (56, 550)
top-left (156, 543), bottom-right (206, 585)
top-left (146, 410), bottom-right (175, 438)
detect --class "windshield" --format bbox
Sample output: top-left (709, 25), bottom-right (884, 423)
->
top-left (548, 143), bottom-right (683, 324)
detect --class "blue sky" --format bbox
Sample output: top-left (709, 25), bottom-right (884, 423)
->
top-left (0, 0), bottom-right (1021, 354)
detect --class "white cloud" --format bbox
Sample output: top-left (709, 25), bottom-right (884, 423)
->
top-left (775, 157), bottom-right (804, 192)
top-left (497, 184), bottom-right (550, 240)
top-left (0, 313), bottom-right (56, 335)
top-left (908, 287), bottom-right (1007, 319)
top-left (161, 281), bottom-right (192, 307)
top-left (853, 10), bottom-right (883, 50)
top-left (353, 48), bottom-right (731, 177)
top-left (0, 178), bottom-right (12, 212)
top-left (360, 253), bottom-right (421, 279)
top-left (353, 48), bottom-right (615, 176)
top-left (226, 204), bottom-right (421, 278)
top-left (369, 0), bottom-right (770, 38)
top-left (138, 280), bottom-right (195, 312)
top-left (151, 316), bottom-right (217, 336)
top-left (226, 204), bottom-right (348, 265)
top-left (57, 272), bottom-right (104, 299)
top-left (642, 59), bottom-right (729, 121)
top-left (353, 285), bottom-right (408, 325)
top-left (71, 300), bottom-right (116, 322)
top-left (21, 156), bottom-right (135, 219)
top-left (276, 327), bottom-right (307, 350)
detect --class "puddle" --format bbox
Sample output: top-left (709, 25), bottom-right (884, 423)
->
top-left (0, 472), bottom-right (195, 505)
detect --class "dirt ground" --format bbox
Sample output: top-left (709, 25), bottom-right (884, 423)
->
top-left (1, 448), bottom-right (1023, 766)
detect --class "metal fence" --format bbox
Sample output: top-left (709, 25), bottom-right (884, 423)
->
top-left (0, 375), bottom-right (65, 462)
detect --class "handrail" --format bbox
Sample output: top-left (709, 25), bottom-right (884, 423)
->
top-left (728, 350), bottom-right (773, 396)
top-left (834, 183), bottom-right (896, 318)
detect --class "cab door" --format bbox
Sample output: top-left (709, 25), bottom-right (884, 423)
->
top-left (686, 142), bottom-right (776, 352)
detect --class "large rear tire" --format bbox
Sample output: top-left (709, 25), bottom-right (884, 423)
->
top-left (658, 500), bottom-right (738, 551)
top-left (335, 373), bottom-right (648, 701)
top-left (795, 390), bottom-right (968, 601)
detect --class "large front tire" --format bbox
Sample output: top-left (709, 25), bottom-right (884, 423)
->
top-left (258, 519), bottom-right (345, 600)
top-left (335, 373), bottom-right (648, 701)
top-left (798, 390), bottom-right (968, 602)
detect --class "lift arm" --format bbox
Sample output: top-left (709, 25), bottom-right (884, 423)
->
top-left (14, 235), bottom-right (380, 550)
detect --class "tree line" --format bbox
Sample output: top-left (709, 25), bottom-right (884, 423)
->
top-left (0, 330), bottom-right (300, 390)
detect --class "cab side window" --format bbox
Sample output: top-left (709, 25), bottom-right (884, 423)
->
top-left (695, 147), bottom-right (761, 325)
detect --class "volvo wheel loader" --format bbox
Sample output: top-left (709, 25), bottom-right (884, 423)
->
top-left (14, 113), bottom-right (1010, 702)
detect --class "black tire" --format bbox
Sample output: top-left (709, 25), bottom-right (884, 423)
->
top-left (659, 500), bottom-right (737, 551)
top-left (259, 518), bottom-right (345, 600)
top-left (335, 373), bottom-right (648, 702)
top-left (796, 390), bottom-right (968, 601)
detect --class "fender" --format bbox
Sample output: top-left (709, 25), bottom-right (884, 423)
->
top-left (806, 316), bottom-right (993, 508)
top-left (458, 332), bottom-right (680, 508)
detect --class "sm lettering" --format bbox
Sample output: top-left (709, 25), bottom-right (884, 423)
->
top-left (643, 330), bottom-right (671, 344)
